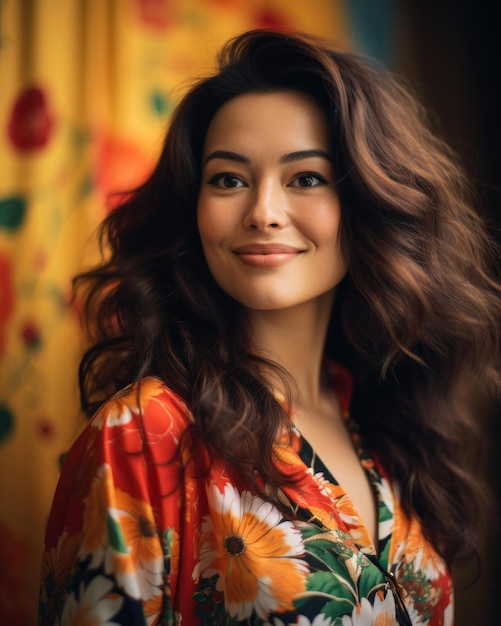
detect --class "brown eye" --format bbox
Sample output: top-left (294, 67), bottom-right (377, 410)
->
top-left (207, 174), bottom-right (246, 188)
top-left (290, 172), bottom-right (329, 188)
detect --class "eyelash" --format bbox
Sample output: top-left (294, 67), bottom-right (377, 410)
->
top-left (207, 173), bottom-right (245, 188)
top-left (206, 171), bottom-right (329, 189)
top-left (292, 172), bottom-right (329, 188)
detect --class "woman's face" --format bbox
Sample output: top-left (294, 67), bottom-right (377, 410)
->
top-left (197, 90), bottom-right (347, 312)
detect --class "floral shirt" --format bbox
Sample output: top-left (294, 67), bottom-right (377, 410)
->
top-left (39, 363), bottom-right (453, 625)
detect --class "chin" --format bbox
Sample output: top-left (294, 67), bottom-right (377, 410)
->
top-left (238, 298), bottom-right (291, 312)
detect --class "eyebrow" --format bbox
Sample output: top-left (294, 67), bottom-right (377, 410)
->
top-left (204, 149), bottom-right (333, 165)
top-left (204, 150), bottom-right (250, 165)
top-left (280, 149), bottom-right (333, 164)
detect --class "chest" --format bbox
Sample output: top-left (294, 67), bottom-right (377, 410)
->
top-left (171, 410), bottom-right (451, 625)
top-left (292, 399), bottom-right (378, 547)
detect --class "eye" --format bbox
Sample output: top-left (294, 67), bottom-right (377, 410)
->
top-left (207, 173), bottom-right (246, 189)
top-left (290, 172), bottom-right (329, 188)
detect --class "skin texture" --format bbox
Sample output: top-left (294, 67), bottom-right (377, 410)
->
top-left (197, 91), bottom-right (347, 315)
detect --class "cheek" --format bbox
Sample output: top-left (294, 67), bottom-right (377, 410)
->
top-left (301, 200), bottom-right (342, 249)
top-left (302, 205), bottom-right (347, 278)
top-left (197, 204), bottom-right (239, 275)
top-left (197, 193), bottom-right (240, 240)
top-left (197, 202), bottom-right (221, 248)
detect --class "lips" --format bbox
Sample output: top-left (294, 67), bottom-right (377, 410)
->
top-left (233, 243), bottom-right (303, 268)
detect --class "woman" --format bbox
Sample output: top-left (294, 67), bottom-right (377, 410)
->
top-left (39, 30), bottom-right (501, 625)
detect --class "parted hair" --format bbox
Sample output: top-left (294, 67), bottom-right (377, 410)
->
top-left (76, 30), bottom-right (501, 567)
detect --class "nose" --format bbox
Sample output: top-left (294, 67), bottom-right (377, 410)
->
top-left (243, 180), bottom-right (287, 231)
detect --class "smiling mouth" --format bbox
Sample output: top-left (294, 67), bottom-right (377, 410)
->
top-left (233, 244), bottom-right (303, 268)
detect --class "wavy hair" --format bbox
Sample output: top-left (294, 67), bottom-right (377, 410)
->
top-left (75, 30), bottom-right (501, 567)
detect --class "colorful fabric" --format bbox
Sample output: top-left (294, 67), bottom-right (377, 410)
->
top-left (39, 363), bottom-right (452, 625)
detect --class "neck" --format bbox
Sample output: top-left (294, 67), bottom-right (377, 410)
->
top-left (244, 291), bottom-right (335, 409)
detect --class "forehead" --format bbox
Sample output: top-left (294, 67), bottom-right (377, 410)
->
top-left (203, 90), bottom-right (330, 155)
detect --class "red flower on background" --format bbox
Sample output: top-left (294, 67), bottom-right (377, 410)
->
top-left (36, 417), bottom-right (56, 440)
top-left (7, 86), bottom-right (54, 151)
top-left (21, 321), bottom-right (41, 349)
top-left (96, 133), bottom-right (153, 211)
top-left (0, 253), bottom-right (14, 355)
top-left (254, 9), bottom-right (290, 31)
top-left (135, 0), bottom-right (176, 29)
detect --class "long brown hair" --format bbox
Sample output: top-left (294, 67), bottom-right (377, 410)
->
top-left (75, 30), bottom-right (501, 567)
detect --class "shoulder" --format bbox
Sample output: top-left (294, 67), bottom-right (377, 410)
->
top-left (46, 378), bottom-right (193, 538)
top-left (91, 376), bottom-right (193, 437)
top-left (63, 377), bottom-right (196, 473)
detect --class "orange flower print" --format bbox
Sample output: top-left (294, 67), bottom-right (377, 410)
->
top-left (92, 377), bottom-right (166, 430)
top-left (400, 536), bottom-right (446, 581)
top-left (317, 480), bottom-right (373, 550)
top-left (56, 576), bottom-right (122, 625)
top-left (41, 530), bottom-right (82, 606)
top-left (80, 464), bottom-right (116, 565)
top-left (193, 483), bottom-right (308, 620)
top-left (107, 488), bottom-right (164, 603)
top-left (305, 469), bottom-right (333, 498)
top-left (391, 512), bottom-right (446, 581)
top-left (92, 393), bottom-right (135, 430)
top-left (341, 592), bottom-right (398, 626)
top-left (143, 593), bottom-right (163, 624)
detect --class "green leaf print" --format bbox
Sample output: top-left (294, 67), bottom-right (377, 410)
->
top-left (162, 527), bottom-right (175, 574)
top-left (107, 512), bottom-right (128, 553)
top-left (379, 500), bottom-right (393, 523)
top-left (356, 563), bottom-right (387, 599)
top-left (294, 524), bottom-right (392, 622)
top-left (303, 529), bottom-right (356, 573)
top-left (298, 570), bottom-right (355, 617)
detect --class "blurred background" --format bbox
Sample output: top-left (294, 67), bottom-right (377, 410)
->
top-left (0, 1), bottom-right (499, 624)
